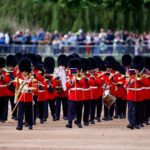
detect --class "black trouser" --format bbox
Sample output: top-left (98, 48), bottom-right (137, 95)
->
top-left (83, 100), bottom-right (90, 123)
top-left (134, 102), bottom-right (142, 126)
top-left (33, 96), bottom-right (38, 123)
top-left (55, 97), bottom-right (68, 119)
top-left (121, 100), bottom-right (127, 117)
top-left (115, 98), bottom-right (122, 117)
top-left (0, 96), bottom-right (6, 121)
top-left (75, 101), bottom-right (83, 124)
top-left (67, 100), bottom-right (76, 124)
top-left (38, 101), bottom-right (45, 120)
top-left (17, 102), bottom-right (33, 128)
top-left (9, 96), bottom-right (17, 118)
top-left (2, 96), bottom-right (17, 121)
top-left (95, 97), bottom-right (102, 119)
top-left (3, 96), bottom-right (9, 121)
top-left (144, 100), bottom-right (150, 122)
top-left (44, 101), bottom-right (49, 119)
top-left (48, 99), bottom-right (56, 119)
top-left (90, 100), bottom-right (97, 121)
top-left (104, 103), bottom-right (115, 118)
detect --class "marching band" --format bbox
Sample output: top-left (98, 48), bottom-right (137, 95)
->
top-left (0, 53), bottom-right (149, 130)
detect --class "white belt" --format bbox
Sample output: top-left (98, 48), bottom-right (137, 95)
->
top-left (127, 88), bottom-right (142, 91)
top-left (0, 85), bottom-right (7, 87)
top-left (90, 86), bottom-right (97, 89)
top-left (83, 88), bottom-right (90, 91)
top-left (70, 88), bottom-right (83, 91)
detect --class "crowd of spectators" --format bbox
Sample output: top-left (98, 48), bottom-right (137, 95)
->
top-left (0, 28), bottom-right (150, 55)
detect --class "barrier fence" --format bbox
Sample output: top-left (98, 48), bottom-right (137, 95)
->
top-left (0, 44), bottom-right (150, 59)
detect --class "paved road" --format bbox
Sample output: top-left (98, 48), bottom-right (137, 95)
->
top-left (0, 117), bottom-right (150, 150)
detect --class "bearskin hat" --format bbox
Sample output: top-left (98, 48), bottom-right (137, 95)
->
top-left (93, 56), bottom-right (102, 69)
top-left (113, 61), bottom-right (120, 71)
top-left (6, 55), bottom-right (17, 67)
top-left (0, 57), bottom-right (5, 68)
top-left (37, 54), bottom-right (43, 64)
top-left (24, 53), bottom-right (38, 67)
top-left (104, 56), bottom-right (116, 69)
top-left (44, 57), bottom-right (55, 74)
top-left (122, 54), bottom-right (132, 67)
top-left (81, 58), bottom-right (90, 72)
top-left (57, 54), bottom-right (68, 68)
top-left (69, 58), bottom-right (81, 71)
top-left (144, 57), bottom-right (150, 70)
top-left (19, 58), bottom-right (32, 73)
top-left (15, 53), bottom-right (23, 64)
top-left (131, 55), bottom-right (145, 71)
top-left (72, 53), bottom-right (80, 58)
top-left (99, 61), bottom-right (106, 71)
top-left (88, 57), bottom-right (97, 70)
top-left (68, 54), bottom-right (76, 62)
top-left (119, 65), bottom-right (126, 75)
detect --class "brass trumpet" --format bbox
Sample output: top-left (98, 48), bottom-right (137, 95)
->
top-left (136, 73), bottom-right (141, 81)
top-left (76, 72), bottom-right (82, 80)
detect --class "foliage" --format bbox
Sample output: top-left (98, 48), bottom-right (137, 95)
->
top-left (0, 0), bottom-right (149, 33)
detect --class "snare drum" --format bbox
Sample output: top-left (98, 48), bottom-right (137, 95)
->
top-left (103, 90), bottom-right (116, 107)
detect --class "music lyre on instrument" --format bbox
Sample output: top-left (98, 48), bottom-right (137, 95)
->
top-left (54, 66), bottom-right (67, 92)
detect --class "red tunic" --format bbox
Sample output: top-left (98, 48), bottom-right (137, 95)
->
top-left (14, 75), bottom-right (35, 102)
top-left (0, 69), bottom-right (10, 97)
top-left (126, 75), bottom-right (143, 102)
top-left (66, 74), bottom-right (84, 101)
top-left (45, 75), bottom-right (57, 100)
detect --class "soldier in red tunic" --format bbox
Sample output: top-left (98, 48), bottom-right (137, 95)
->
top-left (102, 56), bottom-right (116, 121)
top-left (5, 55), bottom-right (18, 121)
top-left (93, 56), bottom-right (104, 122)
top-left (44, 57), bottom-right (57, 121)
top-left (66, 58), bottom-right (84, 128)
top-left (121, 54), bottom-right (132, 118)
top-left (126, 56), bottom-right (145, 129)
top-left (14, 58), bottom-right (35, 130)
top-left (55, 54), bottom-right (68, 120)
top-left (80, 58), bottom-right (91, 126)
top-left (0, 57), bottom-right (10, 123)
top-left (88, 57), bottom-right (99, 124)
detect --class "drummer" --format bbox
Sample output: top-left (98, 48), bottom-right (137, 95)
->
top-left (101, 56), bottom-right (116, 121)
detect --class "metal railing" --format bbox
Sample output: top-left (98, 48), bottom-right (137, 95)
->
top-left (0, 44), bottom-right (149, 58)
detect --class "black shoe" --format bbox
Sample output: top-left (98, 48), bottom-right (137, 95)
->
top-left (84, 122), bottom-right (89, 126)
top-left (28, 126), bottom-right (33, 130)
top-left (74, 120), bottom-right (78, 125)
top-left (0, 119), bottom-right (5, 123)
top-left (77, 124), bottom-right (82, 128)
top-left (134, 125), bottom-right (140, 129)
top-left (114, 116), bottom-right (118, 119)
top-left (109, 117), bottom-right (113, 120)
top-left (16, 126), bottom-right (22, 130)
top-left (12, 116), bottom-right (18, 120)
top-left (25, 122), bottom-right (28, 127)
top-left (63, 116), bottom-right (68, 120)
top-left (33, 121), bottom-right (36, 125)
top-left (140, 123), bottom-right (144, 128)
top-left (119, 116), bottom-right (124, 119)
top-left (145, 122), bottom-right (150, 125)
top-left (53, 118), bottom-right (57, 121)
top-left (102, 117), bottom-right (109, 121)
top-left (40, 119), bottom-right (44, 124)
top-left (43, 118), bottom-right (47, 122)
top-left (90, 120), bottom-right (95, 124)
top-left (97, 118), bottom-right (101, 122)
top-left (127, 124), bottom-right (134, 129)
top-left (66, 123), bottom-right (72, 128)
